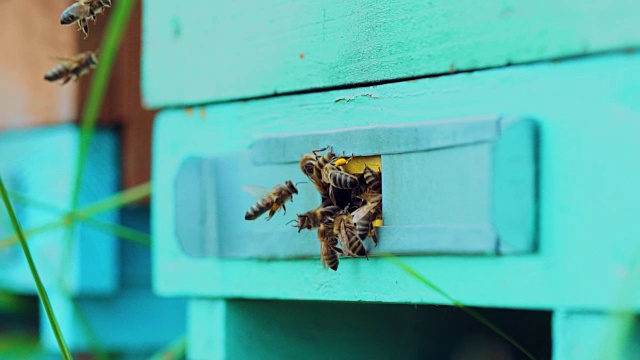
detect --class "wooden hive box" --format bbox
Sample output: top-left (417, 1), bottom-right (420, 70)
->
top-left (143, 0), bottom-right (640, 358)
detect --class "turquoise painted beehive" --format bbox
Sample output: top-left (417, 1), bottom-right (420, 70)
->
top-left (143, 0), bottom-right (640, 358)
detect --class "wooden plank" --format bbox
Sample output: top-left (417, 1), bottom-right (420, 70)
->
top-left (141, 0), bottom-right (640, 107)
top-left (78, 2), bottom-right (156, 189)
top-left (152, 52), bottom-right (640, 309)
top-left (174, 117), bottom-right (537, 259)
top-left (552, 310), bottom-right (640, 360)
top-left (188, 299), bottom-right (552, 360)
top-left (0, 0), bottom-right (78, 129)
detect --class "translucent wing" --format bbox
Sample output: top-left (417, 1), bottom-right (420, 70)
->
top-left (242, 185), bottom-right (271, 199)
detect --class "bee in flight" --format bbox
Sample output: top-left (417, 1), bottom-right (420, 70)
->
top-left (44, 51), bottom-right (98, 85)
top-left (60, 0), bottom-right (112, 38)
top-left (244, 180), bottom-right (298, 221)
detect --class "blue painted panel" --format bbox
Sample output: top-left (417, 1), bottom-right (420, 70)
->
top-left (152, 52), bottom-right (640, 310)
top-left (173, 117), bottom-right (537, 259)
top-left (0, 124), bottom-right (118, 295)
top-left (39, 206), bottom-right (186, 354)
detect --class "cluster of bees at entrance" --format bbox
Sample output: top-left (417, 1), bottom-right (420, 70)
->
top-left (43, 1), bottom-right (112, 85)
top-left (245, 147), bottom-right (383, 271)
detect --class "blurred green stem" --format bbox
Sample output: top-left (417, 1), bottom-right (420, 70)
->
top-left (0, 182), bottom-right (151, 249)
top-left (0, 176), bottom-right (73, 360)
top-left (383, 254), bottom-right (537, 360)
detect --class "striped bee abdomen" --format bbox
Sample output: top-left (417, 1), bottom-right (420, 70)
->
top-left (244, 197), bottom-right (272, 220)
top-left (44, 65), bottom-right (69, 82)
top-left (329, 171), bottom-right (358, 189)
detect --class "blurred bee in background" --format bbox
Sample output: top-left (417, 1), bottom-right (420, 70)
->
top-left (44, 51), bottom-right (98, 85)
top-left (333, 207), bottom-right (367, 258)
top-left (318, 222), bottom-right (341, 271)
top-left (294, 205), bottom-right (340, 232)
top-left (60, 0), bottom-right (112, 38)
top-left (244, 180), bottom-right (298, 221)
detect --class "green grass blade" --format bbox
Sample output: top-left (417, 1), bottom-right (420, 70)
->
top-left (148, 335), bottom-right (187, 360)
top-left (7, 190), bottom-right (151, 246)
top-left (0, 182), bottom-right (151, 249)
top-left (83, 218), bottom-right (151, 246)
top-left (75, 182), bottom-right (151, 219)
top-left (69, 0), bottom-right (139, 214)
top-left (382, 253), bottom-right (537, 360)
top-left (0, 221), bottom-right (67, 250)
top-left (0, 176), bottom-right (73, 360)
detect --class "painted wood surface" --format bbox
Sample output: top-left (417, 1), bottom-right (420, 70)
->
top-left (188, 299), bottom-right (551, 360)
top-left (552, 310), bottom-right (640, 360)
top-left (173, 116), bottom-right (537, 259)
top-left (0, 125), bottom-right (119, 295)
top-left (152, 52), bottom-right (640, 309)
top-left (141, 0), bottom-right (640, 107)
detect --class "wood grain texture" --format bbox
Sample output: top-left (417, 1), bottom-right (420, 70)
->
top-left (142, 0), bottom-right (640, 107)
top-left (152, 52), bottom-right (640, 309)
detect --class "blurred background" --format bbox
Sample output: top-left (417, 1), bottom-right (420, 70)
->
top-left (0, 1), bottom-right (185, 359)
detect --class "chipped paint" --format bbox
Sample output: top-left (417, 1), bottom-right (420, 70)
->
top-left (334, 93), bottom-right (380, 103)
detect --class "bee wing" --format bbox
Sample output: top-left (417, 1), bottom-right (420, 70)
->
top-left (242, 185), bottom-right (271, 199)
top-left (50, 56), bottom-right (72, 63)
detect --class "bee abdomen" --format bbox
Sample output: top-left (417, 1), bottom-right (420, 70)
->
top-left (355, 220), bottom-right (371, 241)
top-left (348, 236), bottom-right (367, 257)
top-left (244, 198), bottom-right (271, 220)
top-left (322, 242), bottom-right (340, 271)
top-left (330, 172), bottom-right (358, 189)
top-left (44, 66), bottom-right (68, 82)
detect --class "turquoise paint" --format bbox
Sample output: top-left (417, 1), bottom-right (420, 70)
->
top-left (142, 0), bottom-right (640, 107)
top-left (0, 125), bottom-right (119, 296)
top-left (172, 116), bottom-right (537, 259)
top-left (552, 310), bottom-right (640, 360)
top-left (152, 52), bottom-right (640, 310)
top-left (39, 207), bottom-right (186, 354)
top-left (188, 299), bottom-right (551, 360)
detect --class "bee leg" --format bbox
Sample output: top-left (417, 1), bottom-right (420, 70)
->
top-left (60, 76), bottom-right (71, 85)
top-left (281, 204), bottom-right (287, 215)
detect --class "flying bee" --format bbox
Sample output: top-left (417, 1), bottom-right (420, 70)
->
top-left (60, 0), bottom-right (112, 38)
top-left (333, 207), bottom-right (367, 258)
top-left (294, 205), bottom-right (340, 232)
top-left (244, 180), bottom-right (298, 221)
top-left (318, 222), bottom-right (341, 271)
top-left (352, 199), bottom-right (382, 247)
top-left (44, 51), bottom-right (98, 85)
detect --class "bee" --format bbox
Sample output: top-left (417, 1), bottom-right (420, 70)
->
top-left (244, 180), bottom-right (298, 221)
top-left (318, 222), bottom-right (341, 271)
top-left (363, 165), bottom-right (382, 193)
top-left (321, 163), bottom-right (359, 206)
top-left (60, 0), bottom-right (112, 38)
top-left (44, 51), bottom-right (98, 85)
top-left (333, 207), bottom-right (367, 258)
top-left (352, 198), bottom-right (382, 247)
top-left (294, 205), bottom-right (340, 232)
